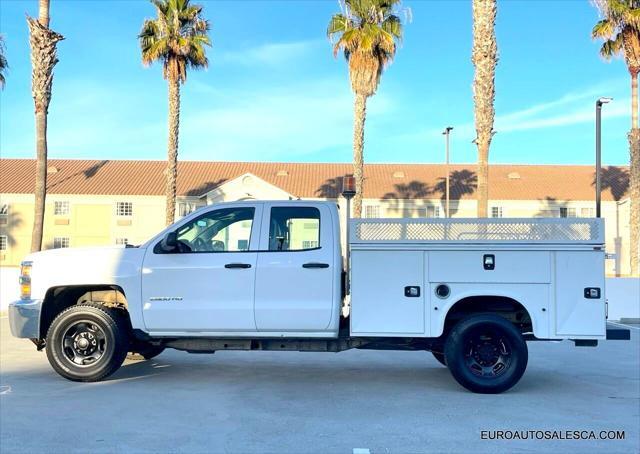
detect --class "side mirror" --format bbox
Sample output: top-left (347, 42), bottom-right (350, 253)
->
top-left (161, 231), bottom-right (178, 251)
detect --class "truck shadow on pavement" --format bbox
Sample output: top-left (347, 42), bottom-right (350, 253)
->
top-left (101, 351), bottom-right (554, 394)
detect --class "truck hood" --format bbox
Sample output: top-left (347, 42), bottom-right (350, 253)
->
top-left (24, 246), bottom-right (148, 300)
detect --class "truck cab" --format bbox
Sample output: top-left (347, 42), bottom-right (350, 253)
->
top-left (139, 201), bottom-right (342, 337)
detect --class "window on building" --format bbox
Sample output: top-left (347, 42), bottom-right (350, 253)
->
top-left (0, 235), bottom-right (7, 251)
top-left (580, 207), bottom-right (595, 218)
top-left (53, 237), bottom-right (70, 249)
top-left (426, 206), bottom-right (440, 218)
top-left (302, 240), bottom-right (319, 249)
top-left (269, 207), bottom-right (320, 251)
top-left (116, 238), bottom-right (129, 245)
top-left (178, 202), bottom-right (198, 217)
top-left (116, 202), bottom-right (133, 217)
top-left (364, 205), bottom-right (380, 218)
top-left (168, 207), bottom-right (254, 253)
top-left (491, 206), bottom-right (503, 218)
top-left (0, 203), bottom-right (8, 225)
top-left (54, 201), bottom-right (70, 216)
top-left (560, 207), bottom-right (576, 218)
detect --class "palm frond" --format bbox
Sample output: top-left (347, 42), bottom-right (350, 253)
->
top-left (139, 0), bottom-right (211, 82)
top-left (592, 18), bottom-right (615, 39)
top-left (601, 33), bottom-right (624, 59)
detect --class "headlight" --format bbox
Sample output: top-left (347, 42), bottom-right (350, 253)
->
top-left (20, 261), bottom-right (32, 300)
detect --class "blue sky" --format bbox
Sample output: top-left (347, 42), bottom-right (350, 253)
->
top-left (0, 0), bottom-right (631, 165)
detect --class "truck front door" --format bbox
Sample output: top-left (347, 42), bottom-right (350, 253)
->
top-left (254, 204), bottom-right (336, 332)
top-left (141, 205), bottom-right (261, 333)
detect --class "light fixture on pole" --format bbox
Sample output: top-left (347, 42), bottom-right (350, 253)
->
top-left (595, 97), bottom-right (612, 218)
top-left (442, 127), bottom-right (453, 218)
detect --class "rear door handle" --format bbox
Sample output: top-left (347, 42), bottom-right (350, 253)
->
top-left (225, 263), bottom-right (252, 269)
top-left (302, 262), bottom-right (329, 269)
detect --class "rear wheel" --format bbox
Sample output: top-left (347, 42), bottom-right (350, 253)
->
top-left (46, 303), bottom-right (130, 382)
top-left (444, 314), bottom-right (528, 394)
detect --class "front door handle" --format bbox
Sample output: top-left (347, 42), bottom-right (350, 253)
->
top-left (225, 263), bottom-right (252, 269)
top-left (302, 262), bottom-right (329, 269)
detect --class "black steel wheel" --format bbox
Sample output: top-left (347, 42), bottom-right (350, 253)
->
top-left (444, 314), bottom-right (528, 394)
top-left (431, 351), bottom-right (447, 367)
top-left (46, 303), bottom-right (130, 382)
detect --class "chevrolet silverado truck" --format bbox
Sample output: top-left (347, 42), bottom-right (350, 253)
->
top-left (8, 200), bottom-right (630, 393)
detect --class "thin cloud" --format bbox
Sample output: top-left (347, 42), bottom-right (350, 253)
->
top-left (216, 39), bottom-right (322, 67)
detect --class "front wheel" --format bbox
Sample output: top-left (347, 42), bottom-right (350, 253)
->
top-left (46, 303), bottom-right (130, 382)
top-left (444, 314), bottom-right (528, 394)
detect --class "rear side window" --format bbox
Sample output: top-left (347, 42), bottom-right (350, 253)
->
top-left (269, 207), bottom-right (320, 251)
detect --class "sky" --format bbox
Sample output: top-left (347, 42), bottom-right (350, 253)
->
top-left (0, 0), bottom-right (632, 165)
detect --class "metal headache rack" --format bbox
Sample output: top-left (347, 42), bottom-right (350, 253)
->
top-left (349, 218), bottom-right (604, 245)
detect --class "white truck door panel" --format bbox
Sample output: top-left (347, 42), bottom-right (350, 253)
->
top-left (254, 204), bottom-right (335, 332)
top-left (350, 250), bottom-right (426, 336)
top-left (141, 252), bottom-right (257, 331)
top-left (141, 205), bottom-right (261, 332)
top-left (555, 251), bottom-right (606, 337)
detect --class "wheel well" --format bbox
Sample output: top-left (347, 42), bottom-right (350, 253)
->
top-left (39, 285), bottom-right (128, 339)
top-left (443, 296), bottom-right (533, 335)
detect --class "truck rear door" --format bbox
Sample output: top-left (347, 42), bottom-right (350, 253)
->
top-left (254, 204), bottom-right (336, 332)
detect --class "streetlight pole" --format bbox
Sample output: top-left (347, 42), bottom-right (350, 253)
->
top-left (595, 97), bottom-right (612, 218)
top-left (443, 127), bottom-right (453, 218)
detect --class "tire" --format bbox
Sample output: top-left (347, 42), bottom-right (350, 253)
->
top-left (431, 351), bottom-right (447, 366)
top-left (444, 314), bottom-right (528, 394)
top-left (45, 303), bottom-right (130, 382)
top-left (127, 344), bottom-right (165, 361)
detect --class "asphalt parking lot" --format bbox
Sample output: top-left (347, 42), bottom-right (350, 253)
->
top-left (0, 318), bottom-right (638, 454)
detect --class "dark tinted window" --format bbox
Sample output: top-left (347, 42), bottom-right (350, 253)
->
top-left (269, 207), bottom-right (320, 251)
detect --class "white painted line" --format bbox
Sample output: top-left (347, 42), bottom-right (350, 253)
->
top-left (353, 449), bottom-right (370, 454)
top-left (0, 386), bottom-right (12, 395)
top-left (609, 321), bottom-right (640, 330)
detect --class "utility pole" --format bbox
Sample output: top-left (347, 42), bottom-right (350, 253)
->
top-left (595, 97), bottom-right (612, 218)
top-left (443, 127), bottom-right (454, 218)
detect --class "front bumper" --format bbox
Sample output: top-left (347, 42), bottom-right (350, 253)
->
top-left (8, 299), bottom-right (42, 339)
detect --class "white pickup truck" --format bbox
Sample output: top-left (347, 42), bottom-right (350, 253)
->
top-left (9, 200), bottom-right (630, 393)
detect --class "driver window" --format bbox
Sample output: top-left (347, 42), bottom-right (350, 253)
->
top-left (175, 207), bottom-right (254, 253)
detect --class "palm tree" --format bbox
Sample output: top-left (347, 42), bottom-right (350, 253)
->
top-left (0, 36), bottom-right (7, 89)
top-left (139, 0), bottom-right (211, 225)
top-left (592, 0), bottom-right (640, 276)
top-left (328, 0), bottom-right (405, 218)
top-left (471, 0), bottom-right (498, 218)
top-left (27, 0), bottom-right (64, 252)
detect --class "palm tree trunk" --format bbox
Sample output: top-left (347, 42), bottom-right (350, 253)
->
top-left (38, 0), bottom-right (50, 27)
top-left (477, 144), bottom-right (489, 217)
top-left (352, 92), bottom-right (367, 218)
top-left (27, 1), bottom-right (62, 252)
top-left (629, 128), bottom-right (639, 276)
top-left (632, 71), bottom-right (639, 130)
top-left (31, 111), bottom-right (47, 252)
top-left (166, 75), bottom-right (180, 226)
top-left (471, 0), bottom-right (497, 218)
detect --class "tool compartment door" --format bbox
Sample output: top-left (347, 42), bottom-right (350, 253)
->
top-left (350, 250), bottom-right (426, 336)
